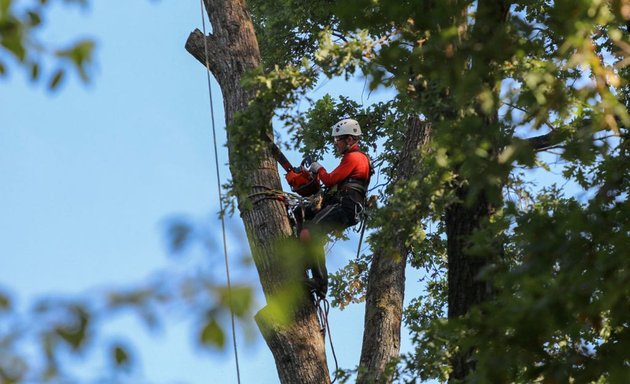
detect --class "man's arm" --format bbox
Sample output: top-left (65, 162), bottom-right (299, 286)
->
top-left (316, 154), bottom-right (357, 187)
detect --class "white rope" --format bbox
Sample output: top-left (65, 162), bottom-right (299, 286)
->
top-left (198, 1), bottom-right (242, 383)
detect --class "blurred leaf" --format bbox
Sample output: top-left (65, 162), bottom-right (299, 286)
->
top-left (26, 10), bottom-right (41, 27)
top-left (166, 220), bottom-right (194, 254)
top-left (0, 292), bottom-right (10, 311)
top-left (111, 344), bottom-right (131, 368)
top-left (0, 354), bottom-right (27, 383)
top-left (42, 332), bottom-right (58, 379)
top-left (219, 286), bottom-right (253, 317)
top-left (3, 31), bottom-right (27, 62)
top-left (48, 69), bottom-right (64, 90)
top-left (30, 62), bottom-right (39, 81)
top-left (0, 0), bottom-right (95, 90)
top-left (56, 40), bottom-right (95, 82)
top-left (200, 319), bottom-right (225, 348)
top-left (55, 305), bottom-right (90, 351)
top-left (1, 0), bottom-right (11, 13)
top-left (257, 285), bottom-right (305, 327)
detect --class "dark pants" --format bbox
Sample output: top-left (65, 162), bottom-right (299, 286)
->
top-left (301, 196), bottom-right (362, 296)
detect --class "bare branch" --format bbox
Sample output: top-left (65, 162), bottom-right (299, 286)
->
top-left (185, 29), bottom-right (222, 77)
top-left (527, 132), bottom-right (556, 151)
top-left (331, 30), bottom-right (349, 43)
top-left (502, 102), bottom-right (556, 131)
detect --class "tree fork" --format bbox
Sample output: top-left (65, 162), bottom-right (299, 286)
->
top-left (358, 117), bottom-right (432, 384)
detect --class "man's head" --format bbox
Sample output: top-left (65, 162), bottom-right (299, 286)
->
top-left (331, 118), bottom-right (361, 154)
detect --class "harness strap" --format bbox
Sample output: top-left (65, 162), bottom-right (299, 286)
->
top-left (340, 178), bottom-right (369, 195)
top-left (338, 150), bottom-right (373, 198)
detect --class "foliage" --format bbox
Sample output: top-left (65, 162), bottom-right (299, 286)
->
top-left (467, 182), bottom-right (629, 383)
top-left (229, 0), bottom-right (630, 382)
top-left (0, 0), bottom-right (95, 90)
top-left (329, 252), bottom-right (370, 309)
top-left (248, 0), bottom-right (337, 70)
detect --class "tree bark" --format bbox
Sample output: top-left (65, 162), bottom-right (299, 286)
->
top-left (358, 118), bottom-right (432, 383)
top-left (186, 1), bottom-right (329, 383)
top-left (445, 187), bottom-right (497, 380)
top-left (446, 1), bottom-right (509, 380)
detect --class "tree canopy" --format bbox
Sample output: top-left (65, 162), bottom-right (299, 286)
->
top-left (0, 0), bottom-right (94, 90)
top-left (230, 0), bottom-right (629, 382)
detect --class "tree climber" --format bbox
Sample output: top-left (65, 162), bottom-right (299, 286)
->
top-left (298, 118), bottom-right (372, 298)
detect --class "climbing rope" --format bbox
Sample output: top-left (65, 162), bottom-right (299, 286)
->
top-left (315, 297), bottom-right (340, 383)
top-left (355, 216), bottom-right (368, 259)
top-left (355, 195), bottom-right (377, 259)
top-left (198, 1), bottom-right (241, 383)
top-left (247, 185), bottom-right (301, 206)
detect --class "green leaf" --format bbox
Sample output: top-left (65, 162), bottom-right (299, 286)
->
top-left (200, 319), bottom-right (225, 348)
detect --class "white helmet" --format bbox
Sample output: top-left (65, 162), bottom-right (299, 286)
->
top-left (331, 118), bottom-right (362, 137)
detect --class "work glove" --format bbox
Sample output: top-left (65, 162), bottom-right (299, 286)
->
top-left (309, 161), bottom-right (323, 173)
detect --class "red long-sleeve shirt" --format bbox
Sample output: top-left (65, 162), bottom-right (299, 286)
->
top-left (317, 144), bottom-right (370, 187)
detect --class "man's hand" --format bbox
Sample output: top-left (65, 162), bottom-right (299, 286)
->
top-left (309, 161), bottom-right (323, 173)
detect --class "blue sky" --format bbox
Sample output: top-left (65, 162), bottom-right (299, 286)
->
top-left (1, 2), bottom-right (219, 296)
top-left (0, 1), bottom-right (420, 383)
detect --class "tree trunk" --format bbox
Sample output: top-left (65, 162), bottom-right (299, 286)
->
top-left (445, 187), bottom-right (496, 380)
top-left (186, 1), bottom-right (329, 382)
top-left (358, 118), bottom-right (432, 383)
top-left (446, 1), bottom-right (509, 380)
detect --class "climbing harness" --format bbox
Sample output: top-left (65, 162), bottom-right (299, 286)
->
top-left (251, 180), bottom-right (378, 384)
top-left (198, 1), bottom-right (241, 383)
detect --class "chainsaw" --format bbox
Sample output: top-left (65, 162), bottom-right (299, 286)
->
top-left (265, 133), bottom-right (320, 197)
